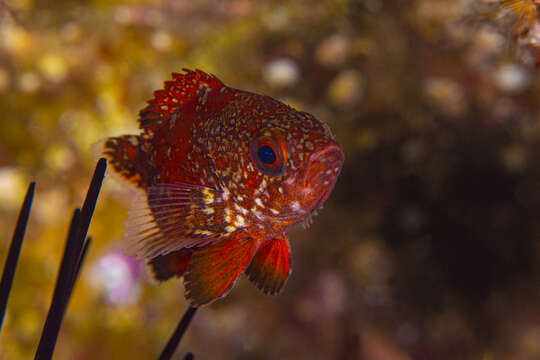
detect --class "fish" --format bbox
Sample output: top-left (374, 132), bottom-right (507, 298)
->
top-left (102, 69), bottom-right (344, 306)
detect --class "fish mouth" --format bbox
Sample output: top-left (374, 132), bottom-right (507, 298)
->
top-left (312, 191), bottom-right (327, 210)
top-left (259, 143), bottom-right (343, 226)
top-left (304, 145), bottom-right (343, 183)
top-left (303, 144), bottom-right (344, 209)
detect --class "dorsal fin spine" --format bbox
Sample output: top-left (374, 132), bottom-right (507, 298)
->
top-left (137, 69), bottom-right (225, 136)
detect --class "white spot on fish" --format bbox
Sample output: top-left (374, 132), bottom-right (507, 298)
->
top-left (202, 189), bottom-right (214, 204)
top-left (254, 197), bottom-right (264, 208)
top-left (234, 203), bottom-right (248, 216)
top-left (252, 208), bottom-right (265, 221)
top-left (234, 215), bottom-right (246, 227)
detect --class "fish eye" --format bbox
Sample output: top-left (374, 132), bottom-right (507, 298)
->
top-left (257, 145), bottom-right (277, 165)
top-left (251, 134), bottom-right (286, 177)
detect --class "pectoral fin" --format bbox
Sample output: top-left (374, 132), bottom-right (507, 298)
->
top-left (125, 183), bottom-right (246, 259)
top-left (183, 237), bottom-right (257, 306)
top-left (245, 234), bottom-right (292, 295)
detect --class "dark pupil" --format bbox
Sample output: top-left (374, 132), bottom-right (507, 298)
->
top-left (257, 145), bottom-right (277, 165)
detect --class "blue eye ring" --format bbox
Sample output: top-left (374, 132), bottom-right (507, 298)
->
top-left (251, 134), bottom-right (286, 177)
top-left (257, 145), bottom-right (277, 165)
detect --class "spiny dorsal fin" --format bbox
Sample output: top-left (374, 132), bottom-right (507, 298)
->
top-left (245, 234), bottom-right (292, 295)
top-left (125, 183), bottom-right (247, 259)
top-left (138, 69), bottom-right (225, 136)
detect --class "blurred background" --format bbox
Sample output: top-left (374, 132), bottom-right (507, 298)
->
top-left (1, 0), bottom-right (540, 359)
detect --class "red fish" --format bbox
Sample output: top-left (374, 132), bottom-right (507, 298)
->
top-left (103, 69), bottom-right (344, 306)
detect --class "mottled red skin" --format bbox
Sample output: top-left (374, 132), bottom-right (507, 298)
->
top-left (104, 69), bottom-right (343, 306)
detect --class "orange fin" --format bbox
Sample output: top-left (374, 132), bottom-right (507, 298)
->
top-left (183, 238), bottom-right (257, 306)
top-left (103, 135), bottom-right (145, 188)
top-left (125, 183), bottom-right (246, 259)
top-left (148, 249), bottom-right (192, 281)
top-left (245, 234), bottom-right (292, 295)
top-left (138, 69), bottom-right (225, 136)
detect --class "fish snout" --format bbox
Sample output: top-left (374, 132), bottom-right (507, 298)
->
top-left (303, 143), bottom-right (344, 207)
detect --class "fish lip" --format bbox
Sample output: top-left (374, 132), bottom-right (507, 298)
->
top-left (303, 144), bottom-right (344, 187)
top-left (304, 145), bottom-right (343, 204)
top-left (309, 185), bottom-right (333, 213)
top-left (261, 144), bottom-right (343, 225)
top-left (308, 143), bottom-right (344, 164)
top-left (312, 191), bottom-right (326, 210)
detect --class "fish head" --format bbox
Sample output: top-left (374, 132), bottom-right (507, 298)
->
top-left (206, 91), bottom-right (343, 229)
top-left (257, 112), bottom-right (344, 224)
